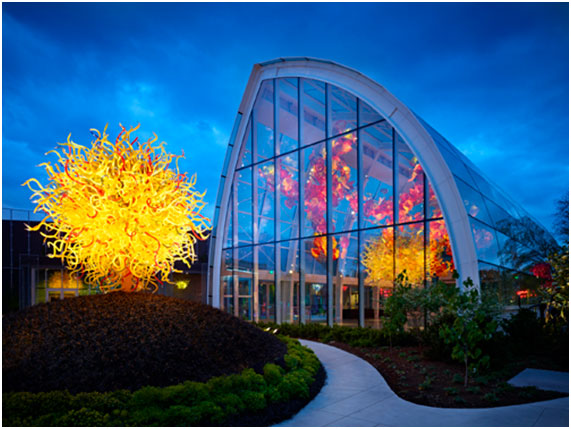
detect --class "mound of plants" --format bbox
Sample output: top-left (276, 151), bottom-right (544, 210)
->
top-left (3, 292), bottom-right (288, 393)
top-left (3, 336), bottom-right (325, 426)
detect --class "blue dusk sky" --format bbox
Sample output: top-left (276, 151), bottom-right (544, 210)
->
top-left (2, 2), bottom-right (569, 235)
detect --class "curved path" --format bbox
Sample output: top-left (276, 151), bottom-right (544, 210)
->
top-left (275, 340), bottom-right (569, 427)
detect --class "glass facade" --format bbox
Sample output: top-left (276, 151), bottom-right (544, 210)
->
top-left (414, 115), bottom-right (558, 305)
top-left (219, 78), bottom-right (456, 325)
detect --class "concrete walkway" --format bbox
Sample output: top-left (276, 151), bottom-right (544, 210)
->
top-left (508, 368), bottom-right (569, 394)
top-left (275, 340), bottom-right (569, 427)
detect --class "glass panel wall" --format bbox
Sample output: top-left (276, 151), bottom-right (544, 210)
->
top-left (302, 142), bottom-right (326, 238)
top-left (395, 222), bottom-right (424, 286)
top-left (256, 160), bottom-right (275, 243)
top-left (224, 197), bottom-right (233, 248)
top-left (277, 153), bottom-right (299, 241)
top-left (332, 232), bottom-right (359, 326)
top-left (257, 244), bottom-right (275, 321)
top-left (329, 85), bottom-right (357, 137)
top-left (301, 79), bottom-right (325, 146)
top-left (426, 219), bottom-right (454, 282)
top-left (235, 168), bottom-right (252, 245)
top-left (277, 78), bottom-right (298, 154)
top-left (238, 118), bottom-right (252, 168)
top-left (359, 100), bottom-right (382, 127)
top-left (254, 80), bottom-right (274, 162)
top-left (331, 132), bottom-right (358, 233)
top-left (427, 182), bottom-right (441, 219)
top-left (470, 218), bottom-right (500, 265)
top-left (220, 77), bottom-right (475, 328)
top-left (361, 227), bottom-right (393, 328)
top-left (303, 237), bottom-right (327, 323)
top-left (279, 239), bottom-right (300, 323)
top-left (221, 249), bottom-right (234, 312)
top-left (396, 135), bottom-right (424, 223)
top-left (237, 246), bottom-right (253, 320)
top-left (361, 122), bottom-right (393, 228)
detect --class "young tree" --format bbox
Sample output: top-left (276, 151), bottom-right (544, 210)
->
top-left (438, 277), bottom-right (499, 387)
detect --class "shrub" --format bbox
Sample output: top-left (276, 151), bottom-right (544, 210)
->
top-left (263, 363), bottom-right (284, 386)
top-left (55, 408), bottom-right (108, 426)
top-left (254, 321), bottom-right (416, 348)
top-left (2, 337), bottom-right (321, 427)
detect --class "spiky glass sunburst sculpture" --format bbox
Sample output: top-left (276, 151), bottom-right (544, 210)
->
top-left (23, 124), bottom-right (211, 293)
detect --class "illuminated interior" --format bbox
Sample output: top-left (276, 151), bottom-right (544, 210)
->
top-left (209, 59), bottom-right (558, 326)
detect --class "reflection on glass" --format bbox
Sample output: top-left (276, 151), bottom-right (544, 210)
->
top-left (470, 218), bottom-right (499, 265)
top-left (359, 100), bottom-right (382, 127)
top-left (254, 80), bottom-right (274, 162)
top-left (278, 78), bottom-right (298, 154)
top-left (257, 244), bottom-right (275, 321)
top-left (329, 85), bottom-right (357, 137)
top-left (361, 227), bottom-right (394, 328)
top-left (278, 153), bottom-right (299, 240)
top-left (426, 220), bottom-right (454, 280)
top-left (361, 122), bottom-right (393, 228)
top-left (397, 135), bottom-right (424, 223)
top-left (235, 168), bottom-right (252, 245)
top-left (303, 238), bottom-right (327, 323)
top-left (480, 263), bottom-right (531, 307)
top-left (238, 117), bottom-right (252, 168)
top-left (332, 232), bottom-right (358, 325)
top-left (455, 178), bottom-right (493, 225)
top-left (479, 262), bottom-right (502, 302)
top-left (484, 198), bottom-right (511, 226)
top-left (224, 195), bottom-right (233, 248)
top-left (279, 240), bottom-right (300, 323)
top-left (395, 223), bottom-right (424, 285)
top-left (256, 160), bottom-right (275, 243)
top-left (302, 142), bottom-right (326, 238)
top-left (331, 132), bottom-right (358, 233)
top-left (301, 79), bottom-right (325, 146)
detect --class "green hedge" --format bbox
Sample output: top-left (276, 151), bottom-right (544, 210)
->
top-left (255, 322), bottom-right (416, 348)
top-left (2, 337), bottom-right (320, 427)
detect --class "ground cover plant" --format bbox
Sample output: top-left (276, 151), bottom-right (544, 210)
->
top-left (3, 293), bottom-right (325, 426)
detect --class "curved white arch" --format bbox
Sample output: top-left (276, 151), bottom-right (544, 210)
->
top-left (208, 58), bottom-right (479, 308)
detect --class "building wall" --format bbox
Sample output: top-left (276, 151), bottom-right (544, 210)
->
top-left (208, 59), bottom-right (556, 326)
top-left (212, 76), bottom-right (455, 327)
top-left (2, 217), bottom-right (209, 312)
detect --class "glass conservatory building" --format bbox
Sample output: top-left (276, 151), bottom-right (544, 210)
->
top-left (207, 58), bottom-right (557, 327)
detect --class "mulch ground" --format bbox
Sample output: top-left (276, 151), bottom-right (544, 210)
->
top-left (3, 292), bottom-right (287, 394)
top-left (330, 342), bottom-right (567, 408)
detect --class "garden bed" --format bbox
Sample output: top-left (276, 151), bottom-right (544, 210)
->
top-left (257, 321), bottom-right (568, 408)
top-left (3, 293), bottom-right (325, 426)
top-left (331, 342), bottom-right (567, 408)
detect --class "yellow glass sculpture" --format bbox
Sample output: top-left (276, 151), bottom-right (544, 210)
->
top-left (23, 124), bottom-right (211, 293)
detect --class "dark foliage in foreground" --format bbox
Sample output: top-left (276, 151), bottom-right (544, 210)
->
top-left (3, 337), bottom-right (326, 426)
top-left (3, 292), bottom-right (287, 393)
